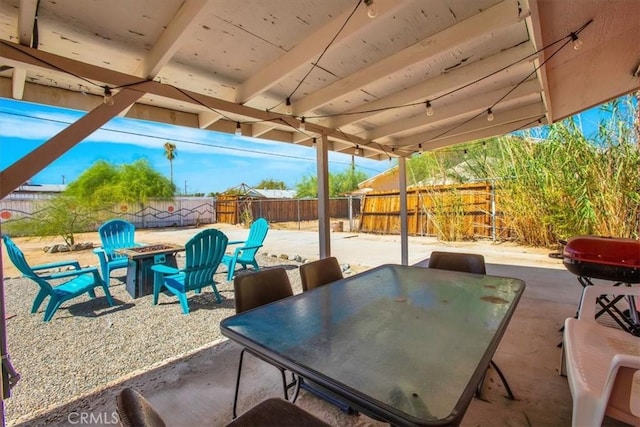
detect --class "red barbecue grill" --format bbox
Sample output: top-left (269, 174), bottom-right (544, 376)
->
top-left (562, 235), bottom-right (640, 336)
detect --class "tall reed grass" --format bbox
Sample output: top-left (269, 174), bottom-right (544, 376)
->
top-left (490, 96), bottom-right (639, 246)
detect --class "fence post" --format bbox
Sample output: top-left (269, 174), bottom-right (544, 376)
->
top-left (348, 196), bottom-right (353, 232)
top-left (491, 183), bottom-right (496, 242)
top-left (297, 199), bottom-right (301, 230)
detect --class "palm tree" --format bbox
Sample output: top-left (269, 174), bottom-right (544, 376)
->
top-left (163, 142), bottom-right (177, 185)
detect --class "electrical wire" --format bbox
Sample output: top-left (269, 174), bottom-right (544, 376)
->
top-left (415, 22), bottom-right (590, 148)
top-left (302, 21), bottom-right (592, 120)
top-left (268, 0), bottom-right (364, 112)
top-left (0, 109), bottom-right (383, 173)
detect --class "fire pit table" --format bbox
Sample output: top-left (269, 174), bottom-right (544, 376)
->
top-left (116, 244), bottom-right (184, 299)
top-left (562, 235), bottom-right (640, 336)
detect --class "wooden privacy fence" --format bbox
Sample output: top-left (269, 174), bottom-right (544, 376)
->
top-left (216, 196), bottom-right (360, 225)
top-left (359, 182), bottom-right (509, 240)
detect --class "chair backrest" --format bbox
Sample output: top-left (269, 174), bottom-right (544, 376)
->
top-left (233, 268), bottom-right (293, 314)
top-left (98, 219), bottom-right (137, 262)
top-left (300, 257), bottom-right (343, 292)
top-left (2, 235), bottom-right (35, 278)
top-left (116, 387), bottom-right (166, 427)
top-left (427, 251), bottom-right (486, 275)
top-left (246, 218), bottom-right (269, 245)
top-left (182, 229), bottom-right (228, 289)
top-left (235, 218), bottom-right (269, 263)
top-left (2, 235), bottom-right (58, 295)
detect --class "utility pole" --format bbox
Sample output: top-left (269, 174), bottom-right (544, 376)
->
top-left (184, 180), bottom-right (187, 195)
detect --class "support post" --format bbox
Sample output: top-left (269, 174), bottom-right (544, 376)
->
top-left (317, 135), bottom-right (331, 258)
top-left (399, 157), bottom-right (408, 265)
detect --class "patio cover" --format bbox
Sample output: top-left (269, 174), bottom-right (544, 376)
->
top-left (0, 0), bottom-right (638, 410)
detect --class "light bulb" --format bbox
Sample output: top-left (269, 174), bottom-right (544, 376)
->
top-left (285, 97), bottom-right (292, 115)
top-left (235, 122), bottom-right (241, 136)
top-left (418, 144), bottom-right (423, 154)
top-left (367, 1), bottom-right (378, 19)
top-left (487, 108), bottom-right (494, 122)
top-left (354, 146), bottom-right (361, 156)
top-left (571, 33), bottom-right (583, 50)
top-left (425, 101), bottom-right (434, 117)
top-left (103, 86), bottom-right (114, 106)
top-left (365, 0), bottom-right (378, 18)
top-left (299, 117), bottom-right (305, 131)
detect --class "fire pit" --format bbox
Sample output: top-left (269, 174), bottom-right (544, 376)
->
top-left (116, 243), bottom-right (184, 298)
top-left (562, 235), bottom-right (640, 336)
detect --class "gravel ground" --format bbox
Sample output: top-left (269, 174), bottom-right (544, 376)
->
top-left (2, 254), bottom-right (327, 426)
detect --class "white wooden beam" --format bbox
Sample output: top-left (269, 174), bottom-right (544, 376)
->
top-left (18, 0), bottom-right (38, 46)
top-left (366, 78), bottom-right (541, 140)
top-left (293, 0), bottom-right (520, 115)
top-left (421, 117), bottom-right (547, 151)
top-left (11, 68), bottom-right (26, 99)
top-left (328, 42), bottom-right (535, 129)
top-left (393, 102), bottom-right (545, 149)
top-left (198, 110), bottom-right (222, 129)
top-left (236, 0), bottom-right (402, 104)
top-left (0, 88), bottom-right (144, 198)
top-left (136, 0), bottom-right (209, 79)
top-left (250, 122), bottom-right (276, 138)
top-left (0, 41), bottom-right (374, 149)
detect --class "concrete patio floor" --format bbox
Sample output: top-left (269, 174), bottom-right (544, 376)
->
top-left (13, 226), bottom-right (632, 426)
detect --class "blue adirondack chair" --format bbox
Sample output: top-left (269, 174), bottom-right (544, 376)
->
top-left (221, 218), bottom-right (269, 281)
top-left (94, 219), bottom-right (142, 282)
top-left (151, 228), bottom-right (228, 314)
top-left (2, 235), bottom-right (115, 322)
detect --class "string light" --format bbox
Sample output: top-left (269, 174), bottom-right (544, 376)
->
top-left (354, 145), bottom-right (361, 156)
top-left (570, 32), bottom-right (583, 50)
top-left (103, 86), bottom-right (114, 106)
top-left (285, 97), bottom-right (292, 115)
top-left (235, 121), bottom-right (241, 136)
top-left (487, 108), bottom-right (495, 122)
top-left (425, 101), bottom-right (434, 117)
top-left (418, 143), bottom-right (423, 154)
top-left (364, 0), bottom-right (378, 18)
top-left (299, 117), bottom-right (305, 131)
top-left (312, 137), bottom-right (317, 145)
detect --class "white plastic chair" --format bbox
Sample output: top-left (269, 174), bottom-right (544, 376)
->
top-left (563, 285), bottom-right (640, 427)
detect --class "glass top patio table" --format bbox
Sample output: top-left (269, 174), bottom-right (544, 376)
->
top-left (220, 264), bottom-right (525, 426)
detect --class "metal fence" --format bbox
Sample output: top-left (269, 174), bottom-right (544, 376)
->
top-left (216, 196), bottom-right (360, 225)
top-left (0, 197), bottom-right (216, 229)
top-left (0, 196), bottom-right (360, 230)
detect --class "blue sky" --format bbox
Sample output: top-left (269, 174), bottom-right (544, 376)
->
top-left (0, 98), bottom-right (390, 194)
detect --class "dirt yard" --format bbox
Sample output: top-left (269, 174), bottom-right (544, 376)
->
top-left (1, 221), bottom-right (341, 277)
